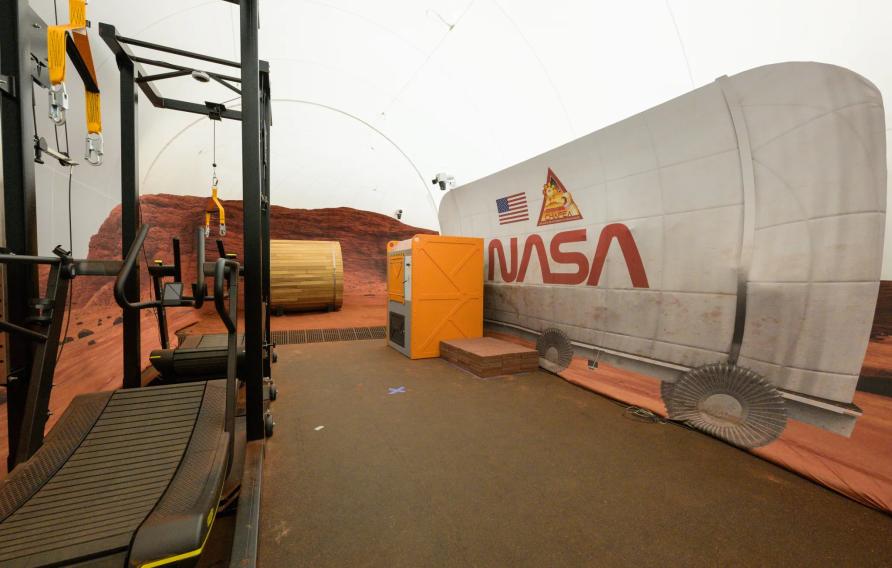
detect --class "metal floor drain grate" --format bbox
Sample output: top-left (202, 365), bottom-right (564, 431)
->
top-left (271, 326), bottom-right (386, 346)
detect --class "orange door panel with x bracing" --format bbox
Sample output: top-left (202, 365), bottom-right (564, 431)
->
top-left (409, 236), bottom-right (483, 359)
top-left (387, 253), bottom-right (406, 303)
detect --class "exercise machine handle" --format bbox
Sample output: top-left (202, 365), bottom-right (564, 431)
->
top-left (192, 227), bottom-right (207, 308)
top-left (213, 256), bottom-right (240, 443)
top-left (172, 237), bottom-right (182, 283)
top-left (213, 258), bottom-right (239, 334)
top-left (114, 224), bottom-right (159, 311)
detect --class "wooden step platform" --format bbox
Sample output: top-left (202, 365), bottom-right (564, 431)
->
top-left (440, 337), bottom-right (539, 377)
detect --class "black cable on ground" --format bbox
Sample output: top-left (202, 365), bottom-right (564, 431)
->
top-left (590, 385), bottom-right (669, 425)
top-left (622, 405), bottom-right (667, 424)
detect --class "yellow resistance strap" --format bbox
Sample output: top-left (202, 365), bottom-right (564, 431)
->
top-left (47, 0), bottom-right (86, 85)
top-left (85, 90), bottom-right (101, 133)
top-left (205, 186), bottom-right (227, 237)
top-left (47, 0), bottom-right (103, 164)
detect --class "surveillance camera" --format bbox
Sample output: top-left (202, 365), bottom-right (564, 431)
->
top-left (431, 172), bottom-right (455, 191)
top-left (394, 209), bottom-right (403, 220)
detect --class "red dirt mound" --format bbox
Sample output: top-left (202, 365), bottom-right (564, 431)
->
top-left (76, 195), bottom-right (435, 305)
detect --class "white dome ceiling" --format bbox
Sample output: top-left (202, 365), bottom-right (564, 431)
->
top-left (30, 0), bottom-right (892, 271)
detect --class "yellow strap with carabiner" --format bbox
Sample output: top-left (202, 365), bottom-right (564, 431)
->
top-left (85, 90), bottom-right (101, 133)
top-left (47, 0), bottom-right (103, 165)
top-left (205, 185), bottom-right (227, 237)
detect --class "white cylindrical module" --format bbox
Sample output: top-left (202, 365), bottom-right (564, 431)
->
top-left (439, 62), bottom-right (886, 444)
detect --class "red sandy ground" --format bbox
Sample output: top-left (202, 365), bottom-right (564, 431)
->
top-left (77, 195), bottom-right (433, 305)
top-left (186, 294), bottom-right (387, 336)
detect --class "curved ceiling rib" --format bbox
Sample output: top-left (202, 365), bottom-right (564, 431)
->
top-left (276, 99), bottom-right (438, 217)
top-left (140, 97), bottom-right (438, 219)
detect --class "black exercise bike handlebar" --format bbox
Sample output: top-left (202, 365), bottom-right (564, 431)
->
top-left (214, 258), bottom-right (239, 334)
top-left (114, 225), bottom-right (161, 311)
top-left (192, 227), bottom-right (208, 309)
top-left (214, 256), bottom-right (240, 440)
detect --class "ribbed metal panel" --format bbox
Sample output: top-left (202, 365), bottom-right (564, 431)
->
top-left (0, 383), bottom-right (206, 566)
top-left (0, 392), bottom-right (111, 522)
top-left (270, 326), bottom-right (386, 345)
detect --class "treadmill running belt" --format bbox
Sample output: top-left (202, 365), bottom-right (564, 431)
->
top-left (151, 334), bottom-right (246, 380)
top-left (0, 382), bottom-right (207, 567)
top-left (179, 333), bottom-right (244, 351)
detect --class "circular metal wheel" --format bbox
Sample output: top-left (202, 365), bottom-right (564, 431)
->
top-left (268, 382), bottom-right (278, 402)
top-left (536, 328), bottom-right (574, 373)
top-left (665, 363), bottom-right (787, 448)
top-left (264, 412), bottom-right (275, 438)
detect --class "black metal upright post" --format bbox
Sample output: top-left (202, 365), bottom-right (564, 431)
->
top-left (117, 50), bottom-right (141, 388)
top-left (260, 63), bottom-right (272, 380)
top-left (240, 0), bottom-right (264, 440)
top-left (0, 0), bottom-right (40, 470)
top-left (14, 261), bottom-right (69, 465)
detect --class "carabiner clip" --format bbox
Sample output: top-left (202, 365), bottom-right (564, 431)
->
top-left (85, 132), bottom-right (103, 166)
top-left (48, 83), bottom-right (69, 125)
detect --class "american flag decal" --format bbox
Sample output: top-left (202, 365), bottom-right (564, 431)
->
top-left (496, 192), bottom-right (529, 225)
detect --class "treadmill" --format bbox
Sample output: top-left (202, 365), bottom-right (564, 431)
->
top-left (153, 331), bottom-right (246, 378)
top-left (0, 225), bottom-right (243, 567)
top-left (148, 232), bottom-right (273, 393)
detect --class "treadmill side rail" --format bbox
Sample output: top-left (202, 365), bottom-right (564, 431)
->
top-left (230, 439), bottom-right (264, 568)
top-left (129, 382), bottom-right (230, 567)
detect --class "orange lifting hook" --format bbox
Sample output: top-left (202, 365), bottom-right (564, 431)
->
top-left (205, 176), bottom-right (226, 237)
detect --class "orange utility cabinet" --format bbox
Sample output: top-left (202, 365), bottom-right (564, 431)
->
top-left (386, 235), bottom-right (484, 359)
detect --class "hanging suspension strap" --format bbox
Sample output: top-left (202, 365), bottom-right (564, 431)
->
top-left (47, 0), bottom-right (103, 165)
top-left (205, 180), bottom-right (227, 237)
top-left (205, 120), bottom-right (226, 237)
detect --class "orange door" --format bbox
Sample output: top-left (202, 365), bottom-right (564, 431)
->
top-left (387, 254), bottom-right (405, 303)
top-left (410, 237), bottom-right (483, 358)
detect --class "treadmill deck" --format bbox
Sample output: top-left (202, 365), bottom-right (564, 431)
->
top-left (0, 382), bottom-right (224, 567)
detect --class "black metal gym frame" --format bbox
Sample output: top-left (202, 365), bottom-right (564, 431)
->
top-left (98, 3), bottom-right (272, 446)
top-left (0, 0), bottom-right (38, 472)
top-left (2, 2), bottom-right (269, 559)
top-left (0, 1), bottom-right (106, 469)
top-left (2, 0), bottom-right (129, 469)
top-left (100, 11), bottom-right (273, 555)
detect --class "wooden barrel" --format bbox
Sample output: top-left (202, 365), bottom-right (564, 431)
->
top-left (270, 240), bottom-right (343, 312)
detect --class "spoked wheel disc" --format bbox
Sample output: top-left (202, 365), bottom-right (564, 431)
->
top-left (665, 363), bottom-right (787, 448)
top-left (536, 328), bottom-right (574, 373)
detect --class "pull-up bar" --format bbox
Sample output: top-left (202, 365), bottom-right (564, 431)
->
top-left (98, 22), bottom-right (245, 120)
top-left (114, 33), bottom-right (241, 69)
top-left (132, 58), bottom-right (241, 84)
